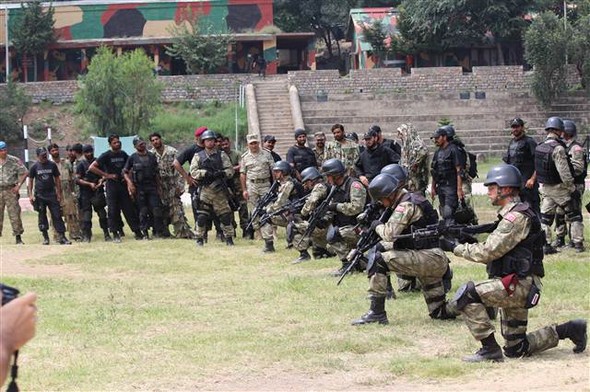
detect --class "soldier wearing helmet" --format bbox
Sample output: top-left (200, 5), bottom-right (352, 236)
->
top-left (352, 173), bottom-right (454, 326)
top-left (534, 117), bottom-right (580, 254)
top-left (552, 119), bottom-right (586, 252)
top-left (189, 130), bottom-right (235, 246)
top-left (440, 164), bottom-right (587, 363)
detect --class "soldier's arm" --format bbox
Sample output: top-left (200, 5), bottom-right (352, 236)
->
top-left (189, 154), bottom-right (207, 180)
top-left (16, 164), bottom-right (28, 192)
top-left (88, 160), bottom-right (109, 179)
top-left (221, 152), bottom-right (234, 178)
top-left (27, 169), bottom-right (34, 201)
top-left (55, 175), bottom-right (63, 203)
top-left (376, 202), bottom-right (421, 249)
top-left (173, 158), bottom-right (194, 186)
top-left (300, 184), bottom-right (327, 217)
top-left (336, 181), bottom-right (366, 216)
top-left (268, 182), bottom-right (293, 212)
top-left (553, 146), bottom-right (574, 186)
top-left (569, 144), bottom-right (586, 176)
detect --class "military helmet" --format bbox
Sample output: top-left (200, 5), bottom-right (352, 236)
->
top-left (545, 117), bottom-right (564, 132)
top-left (380, 164), bottom-right (408, 183)
top-left (272, 160), bottom-right (291, 174)
top-left (368, 173), bottom-right (401, 201)
top-left (563, 120), bottom-right (577, 137)
top-left (300, 166), bottom-right (322, 183)
top-left (200, 130), bottom-right (217, 141)
top-left (441, 125), bottom-right (455, 140)
top-left (483, 164), bottom-right (523, 188)
top-left (321, 158), bottom-right (346, 176)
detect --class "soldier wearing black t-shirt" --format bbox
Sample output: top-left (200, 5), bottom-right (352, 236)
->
top-left (27, 147), bottom-right (71, 245)
top-left (89, 134), bottom-right (141, 242)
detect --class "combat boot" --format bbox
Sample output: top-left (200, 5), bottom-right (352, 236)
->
top-left (556, 319), bottom-right (587, 353)
top-left (573, 242), bottom-right (585, 253)
top-left (134, 230), bottom-right (144, 240)
top-left (226, 236), bottom-right (234, 246)
top-left (196, 238), bottom-right (204, 246)
top-left (104, 229), bottom-right (112, 242)
top-left (83, 228), bottom-right (92, 243)
top-left (42, 230), bottom-right (50, 245)
top-left (331, 260), bottom-right (350, 277)
top-left (263, 240), bottom-right (275, 253)
top-left (113, 232), bottom-right (122, 243)
top-left (15, 235), bottom-right (24, 245)
top-left (543, 244), bottom-right (558, 255)
top-left (216, 231), bottom-right (225, 242)
top-left (292, 250), bottom-right (311, 264)
top-left (351, 296), bottom-right (389, 325)
top-left (551, 236), bottom-right (566, 248)
top-left (57, 233), bottom-right (72, 245)
top-left (141, 230), bottom-right (150, 240)
top-left (462, 334), bottom-right (504, 363)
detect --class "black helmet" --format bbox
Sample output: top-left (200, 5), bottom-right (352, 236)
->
top-left (294, 128), bottom-right (306, 138)
top-left (272, 160), bottom-right (291, 174)
top-left (545, 117), bottom-right (564, 132)
top-left (563, 120), bottom-right (577, 137)
top-left (441, 125), bottom-right (455, 140)
top-left (321, 158), bottom-right (346, 176)
top-left (380, 164), bottom-right (408, 183)
top-left (483, 164), bottom-right (523, 188)
top-left (201, 130), bottom-right (217, 140)
top-left (368, 173), bottom-right (401, 201)
top-left (431, 127), bottom-right (448, 139)
top-left (300, 166), bottom-right (322, 183)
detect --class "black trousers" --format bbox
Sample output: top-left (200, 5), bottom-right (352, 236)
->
top-left (520, 186), bottom-right (541, 217)
top-left (105, 181), bottom-right (139, 234)
top-left (135, 186), bottom-right (164, 233)
top-left (35, 193), bottom-right (66, 233)
top-left (436, 183), bottom-right (458, 224)
top-left (79, 190), bottom-right (108, 232)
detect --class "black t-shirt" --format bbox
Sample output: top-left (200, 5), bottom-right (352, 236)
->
top-left (29, 160), bottom-right (60, 194)
top-left (355, 144), bottom-right (400, 180)
top-left (96, 150), bottom-right (129, 183)
top-left (177, 144), bottom-right (203, 166)
top-left (124, 152), bottom-right (159, 186)
top-left (286, 145), bottom-right (318, 173)
top-left (76, 158), bottom-right (101, 195)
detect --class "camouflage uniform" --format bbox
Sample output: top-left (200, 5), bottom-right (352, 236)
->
top-left (240, 148), bottom-right (275, 241)
top-left (398, 123), bottom-right (429, 194)
top-left (54, 158), bottom-right (82, 240)
top-left (151, 145), bottom-right (193, 238)
top-left (453, 200), bottom-right (561, 356)
top-left (226, 148), bottom-right (249, 234)
top-left (0, 154), bottom-right (26, 237)
top-left (267, 176), bottom-right (298, 227)
top-left (370, 191), bottom-right (452, 318)
top-left (189, 149), bottom-right (235, 240)
top-left (325, 139), bottom-right (360, 176)
top-left (292, 182), bottom-right (330, 252)
top-left (313, 146), bottom-right (325, 167)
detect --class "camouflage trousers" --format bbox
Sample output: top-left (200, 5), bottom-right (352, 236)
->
top-left (0, 189), bottom-right (24, 236)
top-left (291, 220), bottom-right (328, 252)
top-left (369, 248), bottom-right (450, 317)
top-left (457, 276), bottom-right (559, 355)
top-left (196, 186), bottom-right (233, 240)
top-left (540, 184), bottom-right (582, 244)
top-left (554, 184), bottom-right (585, 244)
top-left (247, 183), bottom-right (273, 241)
top-left (327, 225), bottom-right (358, 260)
top-left (53, 195), bottom-right (81, 240)
top-left (161, 180), bottom-right (193, 239)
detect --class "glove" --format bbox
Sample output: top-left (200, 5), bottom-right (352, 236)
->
top-left (327, 202), bottom-right (338, 212)
top-left (439, 236), bottom-right (460, 252)
top-left (370, 220), bottom-right (382, 231)
top-left (374, 242), bottom-right (386, 252)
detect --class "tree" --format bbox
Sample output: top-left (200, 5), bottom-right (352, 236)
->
top-left (75, 47), bottom-right (162, 137)
top-left (524, 11), bottom-right (569, 107)
top-left (166, 16), bottom-right (234, 74)
top-left (10, 0), bottom-right (55, 82)
top-left (0, 81), bottom-right (31, 142)
top-left (361, 20), bottom-right (405, 67)
top-left (569, 14), bottom-right (590, 92)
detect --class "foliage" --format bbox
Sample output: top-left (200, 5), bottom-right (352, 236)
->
top-left (569, 14), bottom-right (590, 92)
top-left (360, 20), bottom-right (403, 67)
top-left (0, 81), bottom-right (31, 141)
top-left (166, 16), bottom-right (234, 74)
top-left (75, 47), bottom-right (163, 137)
top-left (524, 11), bottom-right (569, 107)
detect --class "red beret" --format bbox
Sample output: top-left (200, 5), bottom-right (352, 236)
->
top-left (194, 126), bottom-right (208, 137)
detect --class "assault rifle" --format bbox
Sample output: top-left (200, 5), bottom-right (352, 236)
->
top-left (296, 185), bottom-right (337, 246)
top-left (259, 194), bottom-right (310, 226)
top-left (200, 155), bottom-right (239, 211)
top-left (245, 181), bottom-right (279, 232)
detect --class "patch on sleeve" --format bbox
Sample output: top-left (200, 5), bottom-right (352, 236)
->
top-left (572, 145), bottom-right (583, 153)
top-left (504, 213), bottom-right (517, 223)
top-left (394, 205), bottom-right (405, 213)
top-left (352, 182), bottom-right (362, 190)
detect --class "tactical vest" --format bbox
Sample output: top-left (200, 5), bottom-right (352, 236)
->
top-left (332, 176), bottom-right (361, 227)
top-left (197, 150), bottom-right (223, 185)
top-left (431, 146), bottom-right (456, 182)
top-left (394, 192), bottom-right (440, 250)
top-left (506, 137), bottom-right (535, 180)
top-left (132, 154), bottom-right (156, 186)
top-left (568, 141), bottom-right (588, 185)
top-left (487, 203), bottom-right (545, 279)
top-left (534, 140), bottom-right (562, 184)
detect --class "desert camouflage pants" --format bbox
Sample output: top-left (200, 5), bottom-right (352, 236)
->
top-left (327, 225), bottom-right (358, 260)
top-left (161, 178), bottom-right (193, 238)
top-left (196, 185), bottom-right (233, 240)
top-left (458, 276), bottom-right (559, 355)
top-left (554, 184), bottom-right (585, 244)
top-left (247, 182), bottom-right (273, 241)
top-left (53, 195), bottom-right (81, 240)
top-left (291, 220), bottom-right (328, 252)
top-left (369, 248), bottom-right (450, 317)
top-left (540, 184), bottom-right (583, 244)
top-left (0, 189), bottom-right (23, 236)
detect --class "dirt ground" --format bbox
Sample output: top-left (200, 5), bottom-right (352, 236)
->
top-left (2, 246), bottom-right (589, 391)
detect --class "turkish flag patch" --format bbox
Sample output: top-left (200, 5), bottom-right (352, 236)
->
top-left (504, 213), bottom-right (516, 223)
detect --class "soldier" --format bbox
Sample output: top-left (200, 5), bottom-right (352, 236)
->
top-left (352, 173), bottom-right (455, 325)
top-left (263, 135), bottom-right (282, 162)
top-left (322, 158), bottom-right (367, 275)
top-left (535, 117), bottom-right (581, 255)
top-left (240, 134), bottom-right (275, 249)
top-left (355, 128), bottom-right (400, 187)
top-left (75, 144), bottom-right (110, 242)
top-left (440, 164), bottom-right (587, 362)
top-left (49, 143), bottom-right (82, 241)
top-left (221, 136), bottom-right (248, 238)
top-left (266, 161), bottom-right (302, 242)
top-left (430, 126), bottom-right (464, 225)
top-left (325, 124), bottom-right (360, 176)
top-left (502, 117), bottom-right (540, 216)
top-left (189, 130), bottom-right (235, 246)
top-left (286, 128), bottom-right (318, 181)
top-left (313, 132), bottom-right (326, 167)
top-left (149, 132), bottom-right (193, 239)
top-left (289, 166), bottom-right (333, 263)
top-left (27, 147), bottom-right (71, 245)
top-left (0, 141), bottom-right (27, 244)
top-left (123, 137), bottom-right (164, 239)
top-left (89, 134), bottom-right (142, 242)
top-left (553, 120), bottom-right (586, 252)
top-left (397, 123), bottom-right (429, 195)
top-left (371, 124), bottom-right (402, 156)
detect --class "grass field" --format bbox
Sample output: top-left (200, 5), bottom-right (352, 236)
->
top-left (1, 197), bottom-right (589, 390)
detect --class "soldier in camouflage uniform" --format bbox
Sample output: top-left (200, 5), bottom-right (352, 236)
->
top-left (322, 158), bottom-right (367, 275)
top-left (240, 134), bottom-right (275, 250)
top-left (352, 173), bottom-right (455, 326)
top-left (440, 164), bottom-right (587, 362)
top-left (397, 123), bottom-right (429, 195)
top-left (313, 132), bottom-right (326, 167)
top-left (221, 136), bottom-right (249, 238)
top-left (552, 120), bottom-right (586, 252)
top-left (149, 132), bottom-right (193, 239)
top-left (325, 124), bottom-right (360, 176)
top-left (535, 117), bottom-right (582, 255)
top-left (49, 144), bottom-right (82, 241)
top-left (0, 141), bottom-right (27, 244)
top-left (266, 161), bottom-right (302, 231)
top-left (190, 130), bottom-right (235, 246)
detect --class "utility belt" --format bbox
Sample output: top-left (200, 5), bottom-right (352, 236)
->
top-left (249, 178), bottom-right (270, 184)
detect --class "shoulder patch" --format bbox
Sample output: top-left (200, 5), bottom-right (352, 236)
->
top-left (571, 145), bottom-right (583, 153)
top-left (352, 182), bottom-right (362, 190)
top-left (394, 205), bottom-right (405, 213)
top-left (504, 213), bottom-right (517, 223)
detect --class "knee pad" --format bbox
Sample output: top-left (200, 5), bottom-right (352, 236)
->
top-left (367, 251), bottom-right (389, 278)
top-left (453, 281), bottom-right (482, 311)
top-left (326, 225), bottom-right (341, 244)
top-left (554, 213), bottom-right (566, 226)
top-left (503, 338), bottom-right (530, 358)
top-left (196, 213), bottom-right (209, 227)
top-left (540, 213), bottom-right (555, 226)
top-left (563, 201), bottom-right (583, 223)
top-left (219, 213), bottom-right (233, 226)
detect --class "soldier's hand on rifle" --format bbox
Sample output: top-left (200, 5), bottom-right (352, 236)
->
top-left (439, 236), bottom-right (459, 252)
top-left (525, 177), bottom-right (535, 189)
top-left (185, 175), bottom-right (196, 187)
top-left (327, 202), bottom-right (338, 212)
top-left (374, 242), bottom-right (386, 252)
top-left (370, 219), bottom-right (383, 231)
